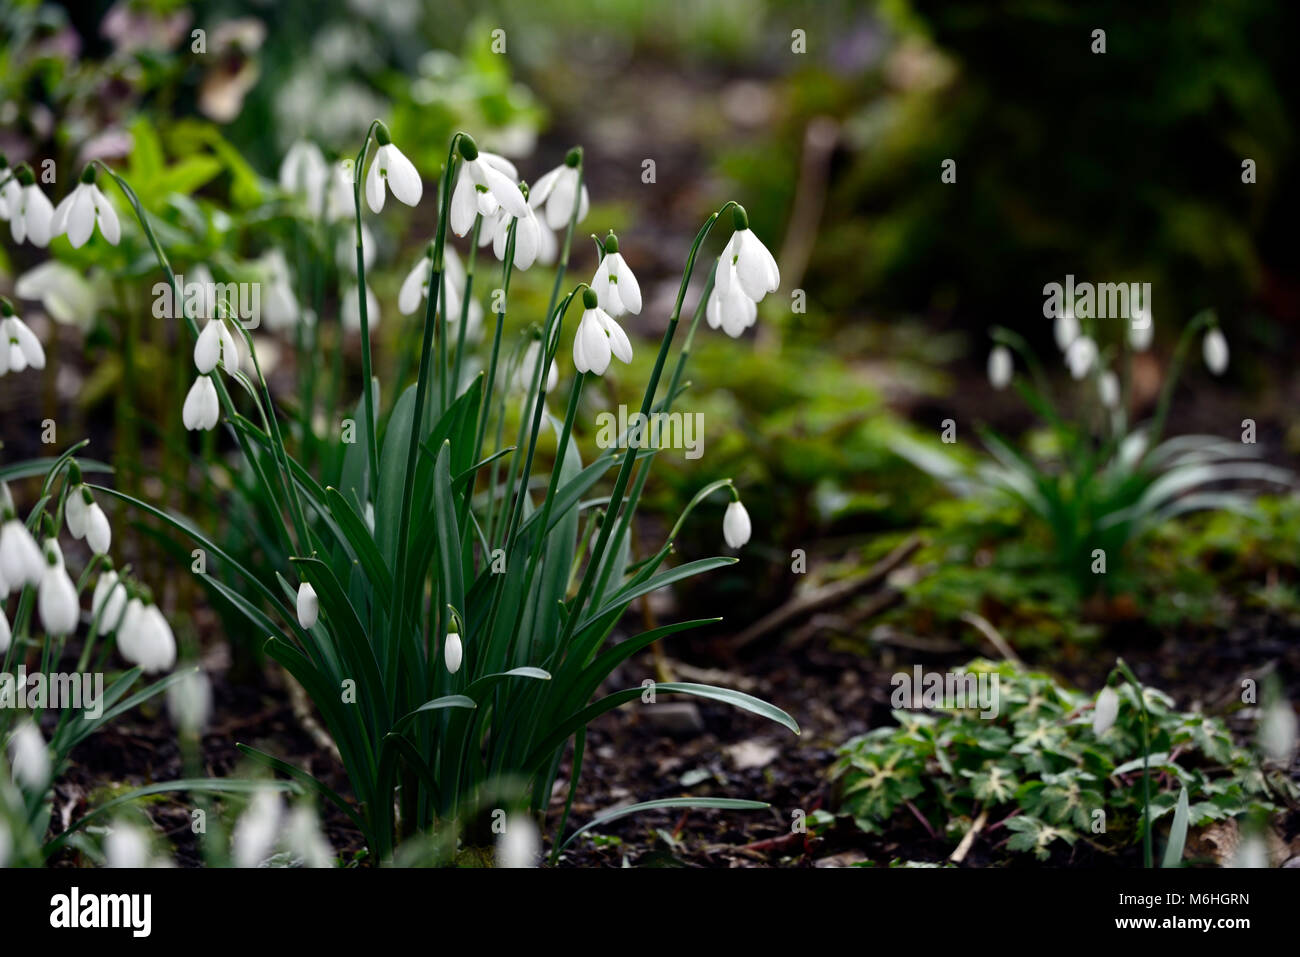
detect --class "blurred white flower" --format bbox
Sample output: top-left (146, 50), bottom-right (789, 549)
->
top-left (65, 486), bottom-right (89, 539)
top-left (1259, 697), bottom-right (1296, 763)
top-left (1203, 328), bottom-right (1229, 376)
top-left (285, 804), bottom-right (335, 868)
top-left (0, 606), bottom-right (10, 655)
top-left (297, 582), bottom-right (319, 629)
top-left (1230, 833), bottom-right (1269, 869)
top-left (38, 539), bottom-right (79, 636)
top-left (258, 250), bottom-right (300, 332)
top-left (233, 790), bottom-right (283, 868)
top-left (118, 599), bottom-right (176, 673)
top-left (50, 172), bottom-right (120, 248)
top-left (92, 570), bottom-right (128, 633)
top-left (496, 814), bottom-right (540, 868)
top-left (279, 140), bottom-right (328, 206)
top-left (1065, 336), bottom-right (1098, 380)
top-left (527, 153), bottom-right (589, 231)
top-left (167, 668), bottom-right (213, 735)
top-left (84, 502), bottom-right (111, 555)
top-left (987, 345), bottom-right (1012, 390)
top-left (14, 261), bottom-right (98, 326)
top-left (1129, 306), bottom-right (1153, 351)
top-left (8, 721), bottom-right (49, 790)
top-left (1098, 370), bottom-right (1120, 409)
top-left (0, 302), bottom-right (47, 375)
top-left (0, 510), bottom-right (45, 590)
top-left (364, 133), bottom-right (422, 213)
top-left (480, 203), bottom-right (541, 271)
top-left (1054, 309), bottom-right (1079, 352)
top-left (1092, 686), bottom-right (1120, 736)
top-left (182, 375), bottom-right (220, 431)
top-left (9, 176), bottom-right (54, 247)
top-left (723, 499), bottom-right (752, 549)
top-left (105, 823), bottom-right (151, 868)
top-left (341, 284), bottom-right (379, 332)
top-left (517, 340), bottom-right (558, 394)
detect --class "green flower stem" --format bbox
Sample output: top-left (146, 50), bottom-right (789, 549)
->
top-left (1114, 658), bottom-right (1153, 868)
top-left (350, 120), bottom-right (385, 486)
top-left (1144, 309), bottom-right (1216, 462)
top-left (451, 216), bottom-right (481, 394)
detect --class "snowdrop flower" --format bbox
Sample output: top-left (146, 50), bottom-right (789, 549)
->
top-left (194, 318), bottom-right (239, 374)
top-left (104, 823), bottom-right (151, 868)
top-left (182, 375), bottom-right (220, 431)
top-left (38, 539), bottom-right (79, 637)
top-left (118, 598), bottom-right (176, 673)
top-left (84, 500), bottom-right (111, 556)
top-left (0, 508), bottom-right (45, 591)
top-left (364, 124), bottom-right (422, 213)
top-left (481, 202), bottom-right (542, 271)
top-left (1258, 697), bottom-right (1296, 763)
top-left (14, 261), bottom-right (97, 326)
top-left (572, 288), bottom-right (633, 376)
top-left (527, 148), bottom-right (589, 231)
top-left (706, 265), bottom-right (758, 339)
top-left (987, 345), bottom-right (1012, 390)
top-left (718, 207), bottom-right (780, 304)
top-left (1203, 327), bottom-right (1229, 376)
top-left (342, 284), bottom-right (379, 332)
top-left (1054, 309), bottom-right (1079, 352)
top-left (1092, 685), bottom-right (1120, 736)
top-left (92, 569), bottom-right (128, 633)
top-left (65, 485), bottom-right (89, 539)
top-left (0, 298), bottom-right (47, 374)
top-left (167, 668), bottom-right (213, 735)
top-left (516, 340), bottom-right (558, 394)
top-left (50, 166), bottom-right (120, 248)
top-left (8, 721), bottom-right (49, 790)
top-left (257, 249), bottom-right (299, 332)
top-left (1230, 833), bottom-right (1269, 869)
top-left (1129, 305), bottom-right (1153, 351)
top-left (444, 630), bottom-right (463, 674)
top-left (285, 804), bottom-right (335, 868)
top-left (591, 232), bottom-right (642, 318)
top-left (1098, 370), bottom-right (1120, 409)
top-left (0, 606), bottom-right (10, 655)
top-left (233, 790), bottom-right (283, 868)
top-left (723, 498), bottom-right (752, 549)
top-left (279, 139), bottom-right (328, 205)
top-left (449, 136), bottom-right (527, 237)
top-left (398, 244), bottom-right (481, 336)
top-left (7, 165), bottom-right (54, 247)
top-left (297, 582), bottom-right (319, 629)
top-left (1065, 335), bottom-right (1097, 380)
top-left (496, 814), bottom-right (540, 868)
top-left (0, 158), bottom-right (16, 220)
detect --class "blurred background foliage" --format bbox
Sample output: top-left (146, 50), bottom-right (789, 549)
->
top-left (1, 0), bottom-right (1296, 656)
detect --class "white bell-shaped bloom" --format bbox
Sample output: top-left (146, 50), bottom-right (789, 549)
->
top-left (285, 804), bottom-right (335, 868)
top-left (1259, 696), bottom-right (1297, 763)
top-left (444, 631), bottom-right (463, 674)
top-left (279, 140), bottom-right (328, 205)
top-left (121, 602), bottom-right (175, 673)
top-left (85, 502), bottom-right (112, 555)
top-left (496, 814), bottom-right (540, 868)
top-left (50, 174), bottom-right (120, 248)
top-left (182, 375), bottom-right (220, 431)
top-left (1129, 305), bottom-right (1153, 351)
top-left (38, 539), bottom-right (79, 636)
top-left (449, 140), bottom-right (527, 237)
top-left (14, 261), bottom-right (97, 326)
top-left (1203, 328), bottom-right (1229, 375)
top-left (117, 597), bottom-right (146, 666)
top-left (723, 499), bottom-right (752, 549)
top-left (1098, 370), bottom-right (1120, 409)
top-left (8, 721), bottom-right (49, 790)
top-left (2, 314), bottom-right (46, 372)
top-left (167, 668), bottom-right (213, 735)
top-left (481, 203), bottom-right (542, 271)
top-left (258, 249), bottom-right (300, 332)
top-left (1092, 685), bottom-right (1120, 736)
top-left (0, 516), bottom-right (45, 589)
top-left (1054, 309), bottom-right (1079, 352)
top-left (517, 340), bottom-right (558, 394)
top-left (92, 569), bottom-right (128, 633)
top-left (398, 252), bottom-right (434, 317)
top-left (572, 298), bottom-right (633, 376)
top-left (705, 264), bottom-right (758, 338)
top-left (528, 155), bottom-right (589, 231)
top-left (297, 582), bottom-right (319, 629)
top-left (718, 225), bottom-right (780, 303)
top-left (194, 318), bottom-right (238, 374)
top-left (1065, 336), bottom-right (1097, 380)
top-left (9, 181), bottom-right (54, 247)
top-left (592, 238), bottom-right (642, 318)
top-left (364, 136), bottom-right (423, 213)
top-left (0, 175), bottom-right (18, 220)
top-left (341, 284), bottom-right (379, 332)
top-left (0, 606), bottom-right (10, 654)
top-left (65, 486), bottom-right (89, 539)
top-left (233, 789), bottom-right (283, 868)
top-left (104, 823), bottom-right (151, 868)
top-left (987, 345), bottom-right (1012, 390)
top-left (398, 246), bottom-right (480, 335)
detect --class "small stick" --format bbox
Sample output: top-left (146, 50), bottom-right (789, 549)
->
top-left (949, 809), bottom-right (988, 864)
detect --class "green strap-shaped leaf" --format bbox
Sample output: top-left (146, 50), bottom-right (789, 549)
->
top-left (559, 797), bottom-right (769, 851)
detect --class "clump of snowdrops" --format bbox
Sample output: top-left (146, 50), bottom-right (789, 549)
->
top-left (68, 121), bottom-right (795, 864)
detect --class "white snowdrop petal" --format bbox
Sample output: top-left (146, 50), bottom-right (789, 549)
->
top-left (399, 258), bottom-right (429, 316)
top-left (723, 501), bottom-right (752, 549)
top-left (614, 253), bottom-right (642, 315)
top-left (94, 186), bottom-right (120, 244)
top-left (364, 157), bottom-right (386, 214)
top-left (85, 503), bottom-right (111, 555)
top-left (297, 582), bottom-right (319, 629)
top-left (383, 146), bottom-right (423, 207)
top-left (194, 320), bottom-right (221, 373)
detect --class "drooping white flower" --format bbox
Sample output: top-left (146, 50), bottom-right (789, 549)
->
top-left (233, 790), bottom-right (284, 868)
top-left (121, 602), bottom-right (176, 673)
top-left (8, 170), bottom-right (54, 247)
top-left (279, 140), bottom-right (328, 206)
top-left (285, 804), bottom-right (335, 868)
top-left (0, 606), bottom-right (10, 655)
top-left (1258, 697), bottom-right (1297, 763)
top-left (117, 597), bottom-right (146, 666)
top-left (1092, 685), bottom-right (1120, 736)
top-left (706, 263), bottom-right (758, 339)
top-left (8, 721), bottom-right (49, 790)
top-left (38, 538), bottom-right (79, 637)
top-left (1129, 305), bottom-right (1154, 351)
top-left (496, 814), bottom-right (540, 868)
top-left (297, 582), bottom-right (319, 629)
top-left (194, 318), bottom-right (238, 374)
top-left (1203, 328), bottom-right (1229, 376)
top-left (337, 223), bottom-right (376, 275)
top-left (364, 129), bottom-right (423, 213)
top-left (0, 303), bottom-right (47, 373)
top-left (65, 486), bottom-right (89, 539)
top-left (341, 284), bottom-right (379, 332)
top-left (527, 151), bottom-right (589, 231)
top-left (167, 668), bottom-right (213, 735)
top-left (1098, 370), bottom-right (1120, 409)
top-left (516, 340), bottom-right (558, 394)
top-left (14, 261), bottom-right (97, 326)
top-left (104, 823), bottom-right (151, 868)
top-left (1065, 335), bottom-right (1098, 380)
top-left (50, 168), bottom-right (120, 248)
top-left (718, 218), bottom-right (780, 304)
top-left (591, 234), bottom-right (642, 318)
top-left (449, 137), bottom-right (527, 237)
top-left (398, 246), bottom-right (480, 336)
top-left (1054, 309), bottom-right (1079, 352)
top-left (92, 569), bottom-right (128, 633)
top-left (258, 249), bottom-right (300, 332)
top-left (182, 375), bottom-right (220, 431)
top-left (987, 345), bottom-right (1012, 390)
top-left (723, 499), bottom-right (752, 549)
top-left (572, 293), bottom-right (633, 376)
top-left (84, 502), bottom-right (111, 555)
top-left (0, 169), bottom-right (17, 221)
top-left (0, 514), bottom-right (45, 589)
top-left (444, 631), bottom-right (463, 674)
top-left (480, 202), bottom-right (542, 271)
